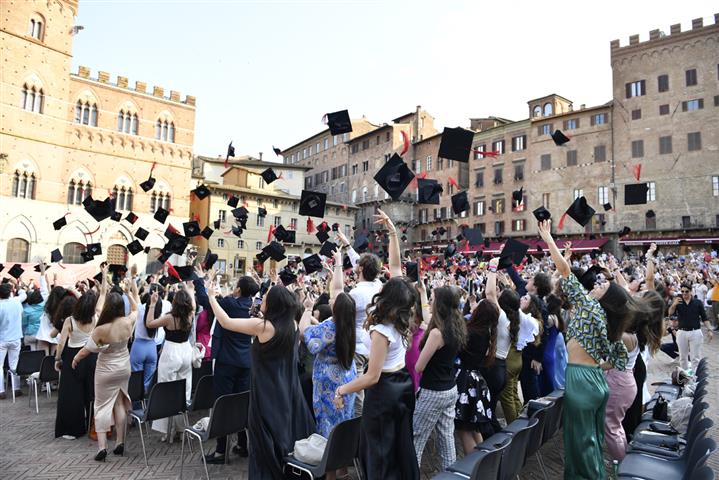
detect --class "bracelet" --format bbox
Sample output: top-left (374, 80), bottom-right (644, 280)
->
top-left (422, 303), bottom-right (430, 308)
top-left (488, 266), bottom-right (497, 273)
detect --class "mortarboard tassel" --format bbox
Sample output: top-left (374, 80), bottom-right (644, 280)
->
top-left (448, 176), bottom-right (459, 188)
top-left (166, 262), bottom-right (181, 281)
top-left (167, 224), bottom-right (180, 235)
top-left (633, 164), bottom-right (642, 181)
top-left (306, 218), bottom-right (315, 234)
top-left (150, 161), bottom-right (157, 174)
top-left (409, 171), bottom-right (428, 189)
top-left (400, 130), bottom-right (410, 156)
top-left (267, 225), bottom-right (275, 243)
top-left (473, 150), bottom-right (500, 157)
top-left (557, 212), bottom-right (568, 231)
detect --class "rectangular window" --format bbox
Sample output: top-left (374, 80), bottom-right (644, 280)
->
top-left (309, 146), bottom-right (313, 156)
top-left (493, 168), bottom-right (502, 184)
top-left (440, 207), bottom-right (447, 219)
top-left (658, 74), bottom-right (669, 92)
top-left (542, 193), bottom-right (550, 208)
top-left (303, 148), bottom-right (308, 159)
top-left (305, 177), bottom-right (313, 189)
top-left (590, 113), bottom-right (607, 126)
top-left (351, 144), bottom-right (359, 154)
top-left (566, 150), bottom-right (577, 166)
top-left (564, 119), bottom-right (579, 130)
top-left (625, 80), bottom-right (646, 98)
top-left (255, 241), bottom-right (262, 250)
top-left (475, 172), bottom-right (484, 188)
top-left (324, 138), bottom-right (329, 150)
top-left (659, 104), bottom-right (670, 115)
top-left (688, 132), bottom-right (702, 151)
top-left (598, 186), bottom-right (609, 205)
top-left (492, 140), bottom-right (505, 155)
top-left (290, 218), bottom-right (297, 230)
top-left (217, 238), bottom-right (224, 248)
top-left (474, 200), bottom-right (485, 216)
top-left (256, 215), bottom-right (264, 227)
top-left (647, 181), bottom-right (656, 202)
top-left (333, 136), bottom-right (339, 146)
top-left (512, 135), bottom-right (526, 151)
top-left (713, 176), bottom-right (719, 197)
top-left (594, 145), bottom-right (606, 162)
top-left (631, 109), bottom-right (642, 120)
top-left (376, 135), bottom-right (380, 146)
top-left (494, 221), bottom-right (504, 236)
top-left (682, 216), bottom-right (691, 228)
top-left (514, 164), bottom-right (524, 181)
top-left (274, 215), bottom-right (282, 226)
top-left (715, 95), bottom-right (719, 107)
top-left (474, 144), bottom-right (486, 160)
top-left (540, 154), bottom-right (551, 171)
top-left (316, 142), bottom-right (321, 154)
top-left (682, 99), bottom-right (704, 111)
top-left (218, 210), bottom-right (227, 223)
top-left (426, 155), bottom-right (432, 172)
top-left (492, 198), bottom-right (505, 214)
top-left (685, 68), bottom-right (697, 86)
top-left (361, 140), bottom-right (369, 150)
top-left (512, 219), bottom-right (526, 232)
top-left (437, 158), bottom-right (444, 170)
top-left (646, 216), bottom-right (656, 230)
top-left (659, 136), bottom-right (673, 154)
top-left (362, 161), bottom-right (369, 172)
top-left (237, 240), bottom-right (244, 249)
top-left (573, 188), bottom-right (583, 200)
top-left (351, 164), bottom-right (358, 175)
top-left (631, 140), bottom-right (644, 158)
top-left (539, 124), bottom-right (552, 135)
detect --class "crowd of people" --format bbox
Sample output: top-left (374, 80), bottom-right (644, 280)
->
top-left (1, 211), bottom-right (718, 479)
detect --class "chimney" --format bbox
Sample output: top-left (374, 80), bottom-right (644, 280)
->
top-left (97, 71), bottom-right (110, 83)
top-left (580, 104), bottom-right (586, 110)
top-left (259, 152), bottom-right (263, 160)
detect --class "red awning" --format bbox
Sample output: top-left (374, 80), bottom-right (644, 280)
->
top-left (464, 238), bottom-right (609, 254)
top-left (618, 237), bottom-right (719, 246)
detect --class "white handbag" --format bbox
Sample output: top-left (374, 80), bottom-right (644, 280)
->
top-left (292, 433), bottom-right (327, 465)
top-left (192, 343), bottom-right (206, 368)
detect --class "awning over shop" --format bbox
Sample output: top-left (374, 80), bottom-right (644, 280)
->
top-left (618, 237), bottom-right (719, 246)
top-left (463, 238), bottom-right (609, 255)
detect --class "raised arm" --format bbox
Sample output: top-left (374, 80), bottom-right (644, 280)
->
top-left (145, 292), bottom-right (172, 328)
top-left (375, 209), bottom-right (401, 278)
top-left (330, 249), bottom-right (345, 299)
top-left (298, 294), bottom-right (316, 336)
top-left (416, 268), bottom-right (431, 328)
top-left (336, 230), bottom-right (360, 268)
top-left (485, 257), bottom-right (500, 306)
top-left (537, 220), bottom-right (570, 278)
top-left (206, 280), bottom-right (272, 341)
top-left (126, 272), bottom-right (139, 313)
top-left (95, 265), bottom-right (108, 315)
top-left (644, 243), bottom-right (657, 291)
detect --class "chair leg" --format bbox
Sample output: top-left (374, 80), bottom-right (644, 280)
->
top-left (536, 452), bottom-right (548, 480)
top-left (46, 381), bottom-right (51, 399)
top-left (224, 435), bottom-right (230, 465)
top-left (34, 380), bottom-right (39, 414)
top-left (200, 441), bottom-right (210, 480)
top-left (138, 420), bottom-right (148, 467)
top-left (354, 458), bottom-right (363, 480)
top-left (180, 431), bottom-right (186, 480)
top-left (183, 413), bottom-right (193, 453)
top-left (10, 372), bottom-right (16, 403)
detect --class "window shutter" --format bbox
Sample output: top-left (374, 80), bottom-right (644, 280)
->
top-left (699, 99), bottom-right (704, 109)
top-left (590, 115), bottom-right (596, 126)
top-left (682, 101), bottom-right (687, 112)
top-left (640, 80), bottom-right (646, 95)
top-left (625, 83), bottom-right (632, 99)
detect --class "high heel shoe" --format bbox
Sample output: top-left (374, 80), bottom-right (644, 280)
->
top-left (94, 449), bottom-right (107, 462)
top-left (113, 443), bottom-right (124, 456)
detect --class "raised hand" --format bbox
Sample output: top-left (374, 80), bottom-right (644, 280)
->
top-left (373, 208), bottom-right (396, 235)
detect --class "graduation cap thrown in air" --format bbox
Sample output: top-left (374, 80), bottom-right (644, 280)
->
top-left (83, 196), bottom-right (115, 222)
top-left (140, 177), bottom-right (156, 193)
top-left (603, 203), bottom-right (613, 211)
top-left (512, 188), bottom-right (524, 208)
top-left (451, 191), bottom-right (470, 215)
top-left (165, 234), bottom-right (189, 255)
top-left (261, 168), bottom-right (279, 185)
top-left (203, 250), bottom-right (218, 270)
top-left (174, 266), bottom-right (199, 282)
top-left (87, 243), bottom-right (102, 256)
top-left (154, 207), bottom-right (170, 224)
top-left (559, 196), bottom-right (595, 229)
top-left (263, 241), bottom-right (286, 262)
top-left (272, 146), bottom-right (282, 156)
top-left (353, 234), bottom-right (369, 253)
top-left (625, 183), bottom-right (648, 206)
top-left (373, 153), bottom-right (414, 200)
top-left (183, 221), bottom-right (201, 237)
top-left (80, 251), bottom-right (94, 263)
top-left (532, 206), bottom-right (551, 222)
top-left (125, 212), bottom-right (138, 224)
top-left (438, 127), bottom-right (474, 162)
top-left (33, 263), bottom-right (49, 273)
top-left (201, 226), bottom-right (214, 239)
top-left (135, 228), bottom-right (149, 241)
top-left (332, 223), bottom-right (340, 232)
top-left (618, 226), bottom-right (631, 237)
top-left (302, 254), bottom-right (323, 275)
top-left (299, 190), bottom-right (327, 218)
top-left (232, 207), bottom-right (249, 219)
top-left (192, 185), bottom-right (210, 200)
top-left (213, 219), bottom-right (221, 230)
top-left (278, 268), bottom-right (297, 286)
top-left (127, 240), bottom-right (143, 256)
top-left (421, 246), bottom-right (433, 255)
top-left (231, 226), bottom-right (243, 238)
top-left (53, 216), bottom-right (67, 231)
top-left (551, 130), bottom-right (571, 146)
top-left (462, 228), bottom-right (484, 246)
top-left (258, 207), bottom-right (267, 218)
top-left (256, 250), bottom-right (270, 263)
top-left (8, 264), bottom-right (24, 279)
top-left (646, 210), bottom-right (655, 219)
top-left (319, 241), bottom-right (338, 258)
top-left (111, 211), bottom-right (122, 222)
top-left (50, 248), bottom-right (63, 263)
top-left (417, 179), bottom-right (443, 205)
top-left (498, 238), bottom-right (530, 269)
top-left (227, 195), bottom-right (239, 208)
top-left (342, 255), bottom-right (353, 271)
top-left (316, 230), bottom-right (330, 244)
top-left (325, 110), bottom-right (352, 135)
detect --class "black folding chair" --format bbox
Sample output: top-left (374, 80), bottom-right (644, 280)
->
top-left (189, 374), bottom-right (215, 413)
top-left (10, 350), bottom-right (44, 404)
top-left (180, 391), bottom-right (250, 480)
top-left (618, 431), bottom-right (715, 479)
top-left (28, 355), bottom-right (58, 413)
top-left (128, 379), bottom-right (189, 466)
top-left (192, 360), bottom-right (212, 394)
top-left (437, 436), bottom-right (510, 480)
top-left (503, 400), bottom-right (553, 479)
top-left (284, 416), bottom-right (363, 480)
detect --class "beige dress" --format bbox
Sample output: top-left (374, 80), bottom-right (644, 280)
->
top-left (93, 340), bottom-right (132, 433)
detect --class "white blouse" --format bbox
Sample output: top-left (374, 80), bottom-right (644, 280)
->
top-left (365, 323), bottom-right (406, 371)
top-left (495, 310), bottom-right (511, 360)
top-left (516, 311), bottom-right (540, 351)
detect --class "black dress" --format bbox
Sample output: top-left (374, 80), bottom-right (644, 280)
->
top-left (55, 346), bottom-right (97, 438)
top-left (248, 331), bottom-right (315, 479)
top-left (455, 331), bottom-right (494, 439)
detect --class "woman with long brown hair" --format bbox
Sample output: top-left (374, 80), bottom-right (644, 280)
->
top-left (72, 265), bottom-right (139, 461)
top-left (413, 286), bottom-right (467, 469)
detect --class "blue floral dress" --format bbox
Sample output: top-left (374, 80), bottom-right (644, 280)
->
top-left (303, 318), bottom-right (357, 438)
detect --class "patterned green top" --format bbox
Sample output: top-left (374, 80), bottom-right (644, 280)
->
top-left (561, 273), bottom-right (628, 370)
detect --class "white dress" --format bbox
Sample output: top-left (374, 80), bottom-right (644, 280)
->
top-left (35, 312), bottom-right (59, 344)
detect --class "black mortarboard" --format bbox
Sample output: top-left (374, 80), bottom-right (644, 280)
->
top-left (203, 250), bottom-right (218, 270)
top-left (279, 268), bottom-right (297, 286)
top-left (183, 221), bottom-right (201, 237)
top-left (299, 190), bottom-right (327, 218)
top-left (127, 240), bottom-right (143, 256)
top-left (353, 235), bottom-right (369, 253)
top-left (533, 206), bottom-right (551, 222)
top-left (227, 195), bottom-right (239, 208)
top-left (140, 177), bottom-right (156, 192)
top-left (332, 223), bottom-right (340, 232)
top-left (512, 188), bottom-right (524, 207)
top-left (274, 225), bottom-right (290, 242)
top-left (53, 216), bottom-right (67, 231)
top-left (417, 179), bottom-right (443, 204)
top-left (499, 238), bottom-right (530, 269)
top-left (316, 230), bottom-right (330, 243)
top-left (83, 196), bottom-right (114, 222)
top-left (618, 226), bottom-right (631, 237)
top-left (342, 255), bottom-right (353, 270)
top-left (319, 241), bottom-right (338, 258)
top-left (603, 203), bottom-right (612, 211)
top-left (261, 168), bottom-right (279, 185)
top-left (174, 266), bottom-right (199, 281)
top-left (165, 235), bottom-right (189, 255)
top-left (87, 243), bottom-right (102, 256)
top-left (231, 226), bottom-right (243, 238)
top-left (226, 142), bottom-right (235, 160)
top-left (154, 207), bottom-right (169, 224)
top-left (463, 228), bottom-right (484, 245)
top-left (111, 211), bottom-right (122, 222)
top-left (81, 251), bottom-right (94, 263)
top-left (302, 254), bottom-right (323, 275)
top-left (144, 246), bottom-right (150, 254)
top-left (438, 127), bottom-right (474, 162)
top-left (8, 264), bottom-right (24, 279)
top-left (438, 227), bottom-right (447, 236)
top-left (564, 196), bottom-right (595, 227)
top-left (273, 146), bottom-right (282, 156)
top-left (125, 212), bottom-right (138, 224)
top-left (625, 183), bottom-right (648, 205)
top-left (201, 226), bottom-right (214, 239)
top-left (431, 229), bottom-right (438, 236)
top-left (451, 191), bottom-right (470, 215)
top-left (373, 153), bottom-right (414, 200)
top-left (421, 246), bottom-right (433, 255)
top-left (213, 219), bottom-right (221, 229)
top-left (406, 262), bottom-right (419, 282)
top-left (326, 110), bottom-right (352, 135)
top-left (192, 184), bottom-right (210, 200)
top-left (258, 207), bottom-right (267, 218)
top-left (646, 209), bottom-right (655, 218)
top-left (317, 221), bottom-right (330, 233)
top-left (158, 250), bottom-right (172, 263)
top-left (579, 265), bottom-right (603, 291)
top-left (108, 264), bottom-right (128, 275)
top-left (50, 248), bottom-right (62, 263)
top-left (135, 227), bottom-right (149, 241)
top-left (551, 130), bottom-right (570, 146)
top-left (33, 263), bottom-right (49, 273)
top-left (256, 250), bottom-right (270, 263)
top-left (263, 241), bottom-right (286, 262)
top-left (232, 206), bottom-right (249, 219)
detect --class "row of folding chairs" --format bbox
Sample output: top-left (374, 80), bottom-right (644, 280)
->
top-left (4, 351), bottom-right (58, 413)
top-left (434, 390), bottom-right (565, 480)
top-left (643, 357), bottom-right (708, 413)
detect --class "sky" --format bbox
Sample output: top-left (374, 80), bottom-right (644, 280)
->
top-left (71, 1), bottom-right (717, 159)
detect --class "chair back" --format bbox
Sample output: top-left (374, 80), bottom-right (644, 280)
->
top-left (206, 391), bottom-right (250, 440)
top-left (323, 417), bottom-right (362, 472)
top-left (145, 379), bottom-right (187, 422)
top-left (542, 396), bottom-right (563, 444)
top-left (128, 370), bottom-right (145, 403)
top-left (499, 417), bottom-right (538, 480)
top-left (685, 436), bottom-right (716, 476)
top-left (686, 417), bottom-right (713, 449)
top-left (524, 402), bottom-right (552, 458)
top-left (38, 355), bottom-right (59, 383)
top-left (191, 360), bottom-right (212, 394)
top-left (190, 374), bottom-right (215, 412)
top-left (471, 438), bottom-right (510, 480)
top-left (15, 350), bottom-right (45, 376)
top-left (691, 465), bottom-right (715, 480)
top-left (689, 400), bottom-right (709, 425)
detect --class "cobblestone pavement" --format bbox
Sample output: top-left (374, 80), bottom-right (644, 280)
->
top-left (1, 334), bottom-right (716, 479)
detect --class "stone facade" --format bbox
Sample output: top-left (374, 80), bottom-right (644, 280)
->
top-left (1, 0), bottom-right (196, 271)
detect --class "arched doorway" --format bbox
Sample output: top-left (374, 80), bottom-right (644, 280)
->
top-left (6, 238), bottom-right (30, 262)
top-left (62, 242), bottom-right (86, 264)
top-left (107, 244), bottom-right (128, 266)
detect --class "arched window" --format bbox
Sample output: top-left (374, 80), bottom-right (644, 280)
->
top-left (28, 16), bottom-right (43, 40)
top-left (62, 243), bottom-right (86, 264)
top-left (21, 84), bottom-right (43, 113)
top-left (532, 105), bottom-right (542, 118)
top-left (543, 103), bottom-right (553, 116)
top-left (12, 171), bottom-right (36, 199)
top-left (74, 100), bottom-right (98, 126)
top-left (66, 179), bottom-right (92, 205)
top-left (112, 186), bottom-right (133, 211)
top-left (150, 192), bottom-right (171, 213)
top-left (7, 238), bottom-right (30, 262)
top-left (117, 110), bottom-right (138, 134)
top-left (155, 119), bottom-right (176, 143)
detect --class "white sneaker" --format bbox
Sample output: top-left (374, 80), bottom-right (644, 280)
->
top-left (62, 435), bottom-right (76, 440)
